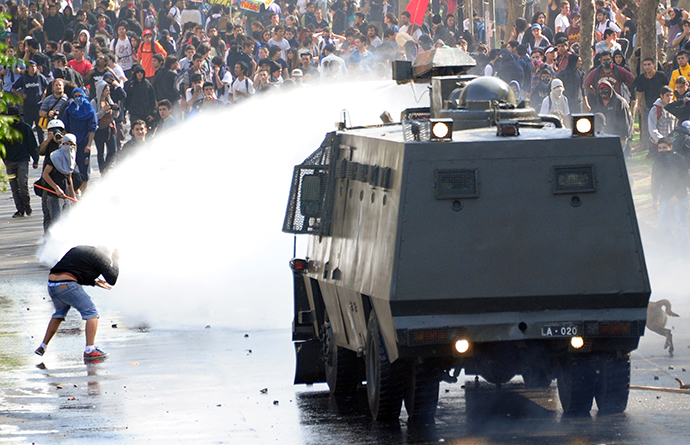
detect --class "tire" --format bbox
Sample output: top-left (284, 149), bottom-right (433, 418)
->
top-left (366, 311), bottom-right (404, 422)
top-left (557, 356), bottom-right (596, 416)
top-left (323, 321), bottom-right (361, 395)
top-left (404, 361), bottom-right (440, 422)
top-left (594, 352), bottom-right (630, 415)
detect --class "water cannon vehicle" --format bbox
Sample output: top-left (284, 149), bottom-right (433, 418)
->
top-left (282, 48), bottom-right (651, 421)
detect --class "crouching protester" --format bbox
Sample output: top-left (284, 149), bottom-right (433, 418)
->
top-left (35, 246), bottom-right (119, 362)
top-left (41, 133), bottom-right (78, 227)
top-left (651, 137), bottom-right (690, 258)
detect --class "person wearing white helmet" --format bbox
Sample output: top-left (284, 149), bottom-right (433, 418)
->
top-left (38, 119), bottom-right (67, 232)
top-left (41, 133), bottom-right (78, 232)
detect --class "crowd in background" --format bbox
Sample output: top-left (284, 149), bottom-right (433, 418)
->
top-left (1, 0), bottom-right (690, 253)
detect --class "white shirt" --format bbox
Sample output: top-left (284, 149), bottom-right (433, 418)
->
top-left (179, 57), bottom-right (193, 72)
top-left (555, 14), bottom-right (570, 33)
top-left (268, 37), bottom-right (291, 60)
top-left (596, 19), bottom-right (621, 36)
top-left (399, 24), bottom-right (423, 40)
top-left (180, 9), bottom-right (202, 26)
top-left (169, 6), bottom-right (182, 31)
top-left (231, 76), bottom-right (255, 102)
top-left (215, 70), bottom-right (233, 104)
top-left (320, 53), bottom-right (348, 78)
top-left (113, 37), bottom-right (134, 70)
top-left (186, 87), bottom-right (204, 103)
top-left (111, 64), bottom-right (126, 82)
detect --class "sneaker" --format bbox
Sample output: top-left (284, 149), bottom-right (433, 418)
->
top-left (12, 212), bottom-right (25, 218)
top-left (84, 348), bottom-right (108, 361)
top-left (26, 208), bottom-right (32, 216)
top-left (35, 346), bottom-right (45, 356)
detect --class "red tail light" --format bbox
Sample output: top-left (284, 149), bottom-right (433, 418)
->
top-left (290, 259), bottom-right (308, 272)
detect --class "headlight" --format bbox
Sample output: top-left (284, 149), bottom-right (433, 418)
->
top-left (455, 339), bottom-right (470, 354)
top-left (570, 336), bottom-right (585, 349)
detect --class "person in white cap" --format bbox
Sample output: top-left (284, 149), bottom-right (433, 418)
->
top-left (540, 78), bottom-right (570, 125)
top-left (291, 68), bottom-right (304, 84)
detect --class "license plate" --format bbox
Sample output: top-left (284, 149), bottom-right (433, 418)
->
top-left (540, 323), bottom-right (580, 337)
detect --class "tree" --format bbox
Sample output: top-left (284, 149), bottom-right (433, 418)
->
top-left (580, 0), bottom-right (596, 76)
top-left (0, 28), bottom-right (22, 189)
top-left (506, 0), bottom-right (526, 44)
top-left (618, 0), bottom-right (658, 150)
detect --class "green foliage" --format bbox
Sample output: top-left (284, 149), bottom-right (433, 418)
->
top-left (0, 163), bottom-right (6, 192)
top-left (0, 29), bottom-right (22, 190)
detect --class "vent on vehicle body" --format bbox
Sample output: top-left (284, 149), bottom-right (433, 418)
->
top-left (435, 169), bottom-right (479, 199)
top-left (552, 165), bottom-right (596, 194)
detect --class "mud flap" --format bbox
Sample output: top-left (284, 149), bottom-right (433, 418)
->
top-left (294, 340), bottom-right (326, 385)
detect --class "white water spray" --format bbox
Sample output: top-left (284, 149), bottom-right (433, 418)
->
top-left (38, 81), bottom-right (428, 330)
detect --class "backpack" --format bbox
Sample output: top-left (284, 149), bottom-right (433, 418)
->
top-left (206, 15), bottom-right (220, 34)
top-left (653, 104), bottom-right (663, 120)
top-left (144, 8), bottom-right (156, 30)
top-left (174, 68), bottom-right (188, 98)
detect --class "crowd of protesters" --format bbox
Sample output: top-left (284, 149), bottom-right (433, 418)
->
top-left (1, 0), bottom-right (690, 253)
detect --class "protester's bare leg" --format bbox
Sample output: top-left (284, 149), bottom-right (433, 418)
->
top-left (41, 318), bottom-right (64, 345)
top-left (85, 318), bottom-right (98, 347)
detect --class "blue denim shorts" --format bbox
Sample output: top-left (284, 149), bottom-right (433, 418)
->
top-left (47, 281), bottom-right (99, 320)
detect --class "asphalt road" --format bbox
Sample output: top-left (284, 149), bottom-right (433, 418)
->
top-left (2, 156), bottom-right (690, 444)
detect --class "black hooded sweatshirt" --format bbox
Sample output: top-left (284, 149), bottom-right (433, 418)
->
top-left (558, 53), bottom-right (585, 114)
top-left (591, 80), bottom-right (633, 140)
top-left (124, 64), bottom-right (157, 120)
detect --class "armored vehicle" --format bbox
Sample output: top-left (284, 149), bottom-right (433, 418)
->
top-left (283, 48), bottom-right (651, 422)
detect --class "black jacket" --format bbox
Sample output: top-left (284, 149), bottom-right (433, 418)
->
top-left (592, 82), bottom-right (633, 140)
top-left (496, 50), bottom-right (524, 86)
top-left (1, 119), bottom-right (39, 163)
top-left (152, 67), bottom-right (179, 104)
top-left (558, 53), bottom-right (585, 114)
top-left (124, 65), bottom-right (157, 119)
top-left (50, 245), bottom-right (119, 286)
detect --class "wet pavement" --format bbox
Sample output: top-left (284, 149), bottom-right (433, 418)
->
top-left (3, 160), bottom-right (690, 444)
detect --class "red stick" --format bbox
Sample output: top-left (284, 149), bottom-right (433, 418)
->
top-left (34, 184), bottom-right (79, 202)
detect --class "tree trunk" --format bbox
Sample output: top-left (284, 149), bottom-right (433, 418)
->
top-left (620, 0), bottom-right (656, 66)
top-left (579, 0), bottom-right (596, 76)
top-left (620, 0), bottom-right (658, 152)
top-left (506, 0), bottom-right (525, 43)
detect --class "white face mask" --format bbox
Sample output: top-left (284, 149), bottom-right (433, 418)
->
top-left (60, 142), bottom-right (76, 157)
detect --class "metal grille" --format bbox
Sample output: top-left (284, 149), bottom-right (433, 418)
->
top-left (283, 132), bottom-right (339, 235)
top-left (552, 165), bottom-right (596, 194)
top-left (379, 167), bottom-right (392, 189)
top-left (368, 165), bottom-right (379, 186)
top-left (402, 108), bottom-right (431, 142)
top-left (435, 169), bottom-right (480, 199)
top-left (356, 164), bottom-right (369, 182)
top-left (335, 158), bottom-right (348, 178)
